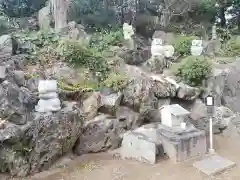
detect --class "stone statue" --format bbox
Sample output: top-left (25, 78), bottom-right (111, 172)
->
top-left (123, 23), bottom-right (135, 49)
top-left (35, 80), bottom-right (61, 113)
top-left (151, 38), bottom-right (174, 58)
top-left (123, 23), bottom-right (134, 40)
top-left (151, 38), bottom-right (164, 57)
top-left (191, 40), bottom-right (203, 56)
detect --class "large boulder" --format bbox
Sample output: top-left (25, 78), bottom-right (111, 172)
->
top-left (0, 35), bottom-right (14, 57)
top-left (121, 65), bottom-right (176, 122)
top-left (0, 101), bottom-right (84, 176)
top-left (142, 55), bottom-right (168, 74)
top-left (0, 80), bottom-right (37, 125)
top-left (189, 99), bottom-right (235, 134)
top-left (74, 113), bottom-right (131, 155)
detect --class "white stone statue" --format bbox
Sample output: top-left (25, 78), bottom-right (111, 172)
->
top-left (123, 23), bottom-right (134, 40)
top-left (191, 39), bottom-right (203, 56)
top-left (151, 38), bottom-right (164, 57)
top-left (163, 45), bottom-right (175, 58)
top-left (151, 38), bottom-right (174, 58)
top-left (35, 80), bottom-right (61, 113)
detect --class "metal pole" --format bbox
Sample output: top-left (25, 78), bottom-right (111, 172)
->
top-left (209, 116), bottom-right (215, 154)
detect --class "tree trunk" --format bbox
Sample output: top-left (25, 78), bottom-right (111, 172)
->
top-left (51, 0), bottom-right (69, 31)
top-left (219, 6), bottom-right (226, 27)
top-left (237, 10), bottom-right (240, 32)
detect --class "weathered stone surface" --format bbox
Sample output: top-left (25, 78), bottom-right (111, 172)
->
top-left (0, 35), bottom-right (13, 57)
top-left (74, 114), bottom-right (124, 155)
top-left (156, 123), bottom-right (207, 163)
top-left (189, 99), bottom-right (235, 133)
top-left (0, 100), bottom-right (83, 177)
top-left (38, 4), bottom-right (52, 30)
top-left (121, 65), bottom-right (176, 122)
top-left (115, 106), bottom-right (142, 129)
top-left (177, 82), bottom-right (201, 100)
top-left (13, 70), bottom-right (25, 86)
top-left (28, 101), bottom-right (83, 173)
top-left (35, 98), bottom-right (61, 112)
top-left (193, 155), bottom-right (236, 175)
top-left (142, 56), bottom-right (167, 74)
top-left (99, 92), bottom-right (123, 115)
top-left (0, 66), bottom-right (6, 80)
top-left (81, 92), bottom-right (101, 120)
top-left (0, 80), bottom-right (37, 125)
top-left (120, 131), bottom-right (158, 164)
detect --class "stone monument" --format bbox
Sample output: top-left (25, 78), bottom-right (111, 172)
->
top-left (159, 104), bottom-right (207, 162)
top-left (151, 38), bottom-right (174, 58)
top-left (35, 80), bottom-right (61, 113)
top-left (123, 23), bottom-right (134, 50)
top-left (161, 104), bottom-right (190, 128)
top-left (191, 39), bottom-right (203, 56)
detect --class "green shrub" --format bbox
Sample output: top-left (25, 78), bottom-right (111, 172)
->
top-left (89, 29), bottom-right (123, 51)
top-left (102, 72), bottom-right (128, 91)
top-left (218, 37), bottom-right (240, 57)
top-left (57, 40), bottom-right (109, 81)
top-left (170, 35), bottom-right (197, 57)
top-left (172, 56), bottom-right (212, 86)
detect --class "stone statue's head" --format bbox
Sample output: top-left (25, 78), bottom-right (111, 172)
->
top-left (192, 39), bottom-right (203, 47)
top-left (152, 38), bottom-right (163, 46)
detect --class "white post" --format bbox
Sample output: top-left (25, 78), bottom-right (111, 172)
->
top-left (209, 116), bottom-right (215, 154)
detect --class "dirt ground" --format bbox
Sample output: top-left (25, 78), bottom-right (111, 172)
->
top-left (2, 134), bottom-right (240, 180)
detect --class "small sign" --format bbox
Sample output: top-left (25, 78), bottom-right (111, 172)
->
top-left (205, 95), bottom-right (214, 106)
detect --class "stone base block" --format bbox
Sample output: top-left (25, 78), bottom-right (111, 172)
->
top-left (193, 155), bottom-right (236, 175)
top-left (157, 124), bottom-right (207, 163)
top-left (120, 126), bottom-right (164, 164)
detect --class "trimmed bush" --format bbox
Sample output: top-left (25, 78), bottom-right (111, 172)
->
top-left (172, 56), bottom-right (212, 86)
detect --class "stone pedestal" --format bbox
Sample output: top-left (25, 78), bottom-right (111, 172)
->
top-left (120, 124), bottom-right (164, 164)
top-left (156, 123), bottom-right (207, 163)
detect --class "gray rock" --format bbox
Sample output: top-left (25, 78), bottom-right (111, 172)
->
top-left (13, 70), bottom-right (25, 86)
top-left (99, 92), bottom-right (123, 115)
top-left (121, 65), bottom-right (176, 121)
top-left (142, 56), bottom-right (167, 74)
top-left (38, 4), bottom-right (52, 30)
top-left (28, 101), bottom-right (84, 173)
top-left (74, 114), bottom-right (122, 155)
top-left (189, 99), bottom-right (235, 134)
top-left (115, 106), bottom-right (142, 129)
top-left (81, 92), bottom-right (101, 120)
top-left (0, 81), bottom-right (35, 125)
top-left (0, 66), bottom-right (6, 80)
top-left (0, 35), bottom-right (13, 57)
top-left (177, 82), bottom-right (201, 100)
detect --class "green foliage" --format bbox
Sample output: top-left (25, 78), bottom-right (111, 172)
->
top-left (68, 0), bottom-right (117, 29)
top-left (102, 72), bottom-right (128, 91)
top-left (171, 35), bottom-right (197, 57)
top-left (89, 29), bottom-right (124, 51)
top-left (216, 27), bottom-right (231, 43)
top-left (15, 31), bottom-right (60, 48)
top-left (172, 56), bottom-right (212, 86)
top-left (57, 40), bottom-right (109, 81)
top-left (1, 0), bottom-right (47, 17)
top-left (218, 37), bottom-right (240, 57)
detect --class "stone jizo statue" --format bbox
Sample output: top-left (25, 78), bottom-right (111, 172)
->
top-left (123, 23), bottom-right (134, 40)
top-left (35, 80), bottom-right (61, 113)
top-left (191, 39), bottom-right (203, 56)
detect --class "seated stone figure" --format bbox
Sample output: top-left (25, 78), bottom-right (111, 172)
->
top-left (191, 39), bottom-right (203, 56)
top-left (123, 23), bottom-right (134, 40)
top-left (151, 38), bottom-right (164, 57)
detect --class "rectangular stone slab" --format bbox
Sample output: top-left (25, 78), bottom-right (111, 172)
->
top-left (193, 155), bottom-right (236, 175)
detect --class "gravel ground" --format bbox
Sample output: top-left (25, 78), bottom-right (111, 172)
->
top-left (2, 134), bottom-right (240, 180)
